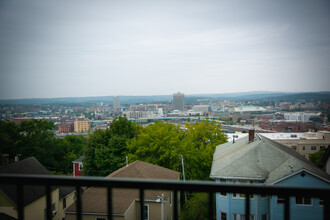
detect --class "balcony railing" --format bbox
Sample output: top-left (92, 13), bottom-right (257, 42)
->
top-left (0, 174), bottom-right (329, 220)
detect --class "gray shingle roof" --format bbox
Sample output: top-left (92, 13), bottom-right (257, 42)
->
top-left (0, 157), bottom-right (53, 206)
top-left (210, 134), bottom-right (330, 184)
top-left (66, 160), bottom-right (180, 215)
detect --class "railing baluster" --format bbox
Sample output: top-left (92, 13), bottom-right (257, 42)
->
top-left (284, 195), bottom-right (290, 220)
top-left (107, 186), bottom-right (113, 220)
top-left (140, 188), bottom-right (144, 220)
top-left (245, 193), bottom-right (250, 220)
top-left (324, 198), bottom-right (329, 220)
top-left (209, 192), bottom-right (214, 220)
top-left (76, 186), bottom-right (82, 220)
top-left (173, 190), bottom-right (178, 220)
top-left (46, 185), bottom-right (52, 220)
top-left (17, 184), bottom-right (24, 220)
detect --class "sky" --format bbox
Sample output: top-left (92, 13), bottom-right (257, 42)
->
top-left (0, 0), bottom-right (330, 99)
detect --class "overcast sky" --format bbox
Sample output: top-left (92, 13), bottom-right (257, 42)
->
top-left (0, 0), bottom-right (329, 99)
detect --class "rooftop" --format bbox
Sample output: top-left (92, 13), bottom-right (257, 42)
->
top-left (210, 135), bottom-right (330, 184)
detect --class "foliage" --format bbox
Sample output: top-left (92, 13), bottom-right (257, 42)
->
top-left (127, 118), bottom-right (227, 180)
top-left (309, 148), bottom-right (326, 169)
top-left (0, 120), bottom-right (84, 174)
top-left (83, 116), bottom-right (140, 176)
top-left (180, 193), bottom-right (212, 220)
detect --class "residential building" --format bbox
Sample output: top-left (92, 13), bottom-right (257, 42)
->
top-left (173, 92), bottom-right (184, 111)
top-left (72, 156), bottom-right (84, 177)
top-left (74, 118), bottom-right (89, 133)
top-left (210, 132), bottom-right (330, 220)
top-left (0, 157), bottom-right (75, 220)
top-left (262, 131), bottom-right (330, 159)
top-left (65, 160), bottom-right (180, 220)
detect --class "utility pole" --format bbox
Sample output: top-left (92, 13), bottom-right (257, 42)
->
top-left (180, 155), bottom-right (187, 202)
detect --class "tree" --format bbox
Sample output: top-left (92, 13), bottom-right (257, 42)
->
top-left (127, 118), bottom-right (227, 180)
top-left (83, 116), bottom-right (140, 176)
top-left (181, 193), bottom-right (213, 220)
top-left (0, 120), bottom-right (21, 164)
top-left (127, 122), bottom-right (184, 172)
top-left (310, 148), bottom-right (326, 169)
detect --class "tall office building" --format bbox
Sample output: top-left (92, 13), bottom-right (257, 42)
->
top-left (113, 96), bottom-right (120, 112)
top-left (173, 92), bottom-right (184, 111)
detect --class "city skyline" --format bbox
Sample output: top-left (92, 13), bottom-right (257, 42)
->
top-left (1, 0), bottom-right (330, 99)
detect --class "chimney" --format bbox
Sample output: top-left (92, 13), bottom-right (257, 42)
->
top-left (249, 130), bottom-right (255, 142)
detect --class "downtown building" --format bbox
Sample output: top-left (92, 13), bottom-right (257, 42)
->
top-left (173, 92), bottom-right (184, 111)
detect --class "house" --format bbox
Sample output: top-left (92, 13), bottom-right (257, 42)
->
top-left (65, 160), bottom-right (180, 220)
top-left (72, 156), bottom-right (84, 177)
top-left (210, 131), bottom-right (330, 220)
top-left (0, 157), bottom-right (76, 220)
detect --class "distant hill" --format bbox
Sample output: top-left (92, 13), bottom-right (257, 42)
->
top-left (0, 91), bottom-right (329, 105)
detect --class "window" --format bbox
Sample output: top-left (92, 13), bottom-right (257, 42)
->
top-left (144, 204), bottom-right (149, 220)
top-left (319, 198), bottom-right (324, 206)
top-left (320, 146), bottom-right (325, 150)
top-left (311, 146), bottom-right (316, 150)
top-left (295, 196), bottom-right (312, 205)
top-left (233, 193), bottom-right (254, 199)
top-left (261, 194), bottom-right (267, 199)
top-left (302, 146), bottom-right (305, 150)
top-left (291, 146), bottom-right (296, 150)
top-left (79, 163), bottom-right (83, 170)
top-left (277, 196), bottom-right (285, 204)
top-left (63, 197), bottom-right (66, 209)
top-left (95, 218), bottom-right (106, 220)
top-left (221, 212), bottom-right (227, 220)
top-left (220, 192), bottom-right (227, 197)
top-left (233, 214), bottom-right (255, 220)
top-left (261, 214), bottom-right (268, 220)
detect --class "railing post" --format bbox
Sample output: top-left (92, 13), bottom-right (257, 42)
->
top-left (245, 193), bottom-right (250, 220)
top-left (140, 188), bottom-right (144, 220)
top-left (107, 186), bottom-right (113, 220)
top-left (173, 190), bottom-right (178, 220)
top-left (16, 184), bottom-right (24, 220)
top-left (76, 186), bottom-right (82, 220)
top-left (324, 198), bottom-right (329, 220)
top-left (46, 185), bottom-right (52, 220)
top-left (284, 195), bottom-right (290, 220)
top-left (209, 192), bottom-right (214, 220)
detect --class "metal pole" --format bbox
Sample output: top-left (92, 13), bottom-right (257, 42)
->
top-left (126, 156), bottom-right (128, 167)
top-left (161, 194), bottom-right (164, 220)
top-left (180, 155), bottom-right (187, 202)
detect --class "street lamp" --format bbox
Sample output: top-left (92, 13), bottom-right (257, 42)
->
top-left (156, 193), bottom-right (164, 220)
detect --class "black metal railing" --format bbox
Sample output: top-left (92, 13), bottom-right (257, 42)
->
top-left (0, 174), bottom-right (329, 220)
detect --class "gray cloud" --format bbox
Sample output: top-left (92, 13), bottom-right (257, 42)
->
top-left (0, 0), bottom-right (329, 99)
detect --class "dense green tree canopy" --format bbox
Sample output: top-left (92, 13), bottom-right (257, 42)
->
top-left (83, 116), bottom-right (140, 176)
top-left (0, 120), bottom-right (84, 175)
top-left (127, 119), bottom-right (227, 180)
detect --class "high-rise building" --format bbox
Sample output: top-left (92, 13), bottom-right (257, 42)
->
top-left (113, 96), bottom-right (120, 112)
top-left (173, 92), bottom-right (184, 111)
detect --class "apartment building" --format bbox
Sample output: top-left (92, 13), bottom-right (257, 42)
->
top-left (74, 118), bottom-right (89, 133)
